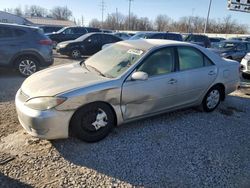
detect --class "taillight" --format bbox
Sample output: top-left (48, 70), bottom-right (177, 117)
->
top-left (39, 39), bottom-right (53, 45)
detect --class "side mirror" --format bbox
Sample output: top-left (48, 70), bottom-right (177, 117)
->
top-left (131, 71), bottom-right (148, 81)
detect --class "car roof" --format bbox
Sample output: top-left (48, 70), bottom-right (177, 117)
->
top-left (135, 31), bottom-right (180, 35)
top-left (0, 23), bottom-right (39, 30)
top-left (116, 39), bottom-right (189, 51)
top-left (82, 32), bottom-right (120, 37)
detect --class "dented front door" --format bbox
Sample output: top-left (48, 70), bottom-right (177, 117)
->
top-left (121, 73), bottom-right (179, 120)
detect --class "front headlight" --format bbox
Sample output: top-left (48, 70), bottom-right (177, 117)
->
top-left (59, 43), bottom-right (68, 48)
top-left (25, 97), bottom-right (67, 110)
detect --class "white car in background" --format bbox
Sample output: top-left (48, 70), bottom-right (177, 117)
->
top-left (241, 52), bottom-right (250, 78)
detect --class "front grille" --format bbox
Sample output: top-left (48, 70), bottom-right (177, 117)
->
top-left (18, 90), bottom-right (30, 102)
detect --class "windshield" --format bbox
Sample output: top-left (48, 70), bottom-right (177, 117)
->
top-left (214, 42), bottom-right (237, 50)
top-left (130, 33), bottom-right (148, 40)
top-left (75, 33), bottom-right (91, 41)
top-left (56, 27), bottom-right (67, 34)
top-left (85, 44), bottom-right (145, 78)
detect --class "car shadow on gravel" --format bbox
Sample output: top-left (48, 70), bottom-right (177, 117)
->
top-left (0, 172), bottom-right (32, 188)
top-left (0, 69), bottom-right (25, 103)
top-left (52, 95), bottom-right (250, 187)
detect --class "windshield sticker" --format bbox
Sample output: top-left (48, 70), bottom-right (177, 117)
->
top-left (127, 49), bottom-right (144, 56)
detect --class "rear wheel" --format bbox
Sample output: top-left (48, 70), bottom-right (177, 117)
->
top-left (16, 57), bottom-right (39, 77)
top-left (71, 49), bottom-right (81, 59)
top-left (242, 73), bottom-right (250, 80)
top-left (202, 86), bottom-right (222, 112)
top-left (70, 102), bottom-right (115, 142)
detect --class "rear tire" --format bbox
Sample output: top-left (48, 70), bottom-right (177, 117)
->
top-left (242, 73), bottom-right (250, 80)
top-left (70, 102), bottom-right (115, 142)
top-left (15, 57), bottom-right (39, 77)
top-left (202, 86), bottom-right (222, 112)
top-left (71, 49), bottom-right (81, 59)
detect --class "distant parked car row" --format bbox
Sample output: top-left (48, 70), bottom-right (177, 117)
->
top-left (1, 22), bottom-right (250, 78)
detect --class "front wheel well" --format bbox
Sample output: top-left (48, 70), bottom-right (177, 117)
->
top-left (69, 101), bottom-right (118, 137)
top-left (13, 54), bottom-right (41, 67)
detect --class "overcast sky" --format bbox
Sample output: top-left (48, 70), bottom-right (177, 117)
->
top-left (1, 0), bottom-right (250, 28)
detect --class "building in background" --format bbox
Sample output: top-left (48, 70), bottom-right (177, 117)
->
top-left (0, 10), bottom-right (75, 27)
top-left (0, 10), bottom-right (31, 25)
top-left (25, 17), bottom-right (75, 27)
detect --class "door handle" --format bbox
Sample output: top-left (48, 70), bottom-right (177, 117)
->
top-left (208, 71), bottom-right (216, 75)
top-left (168, 79), bottom-right (177, 84)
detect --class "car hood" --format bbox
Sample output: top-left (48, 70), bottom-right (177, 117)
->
top-left (58, 40), bottom-right (81, 47)
top-left (21, 63), bottom-right (109, 98)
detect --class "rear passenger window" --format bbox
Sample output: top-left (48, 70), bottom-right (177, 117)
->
top-left (74, 28), bottom-right (87, 34)
top-left (150, 34), bottom-right (165, 39)
top-left (0, 27), bottom-right (13, 38)
top-left (178, 47), bottom-right (213, 71)
top-left (166, 34), bottom-right (182, 41)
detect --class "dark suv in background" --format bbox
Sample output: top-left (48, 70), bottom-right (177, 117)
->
top-left (210, 40), bottom-right (250, 62)
top-left (39, 25), bottom-right (63, 34)
top-left (46, 26), bottom-right (101, 47)
top-left (0, 23), bottom-right (53, 77)
top-left (130, 32), bottom-right (183, 41)
top-left (184, 34), bottom-right (211, 48)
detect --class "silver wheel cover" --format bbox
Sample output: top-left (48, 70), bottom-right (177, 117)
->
top-left (92, 108), bottom-right (108, 130)
top-left (19, 59), bottom-right (37, 76)
top-left (206, 89), bottom-right (220, 109)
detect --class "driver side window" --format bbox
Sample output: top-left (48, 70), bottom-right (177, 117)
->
top-left (137, 48), bottom-right (175, 77)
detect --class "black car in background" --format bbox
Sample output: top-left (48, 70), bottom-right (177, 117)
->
top-left (209, 37), bottom-right (226, 48)
top-left (0, 23), bottom-right (53, 77)
top-left (130, 32), bottom-right (183, 41)
top-left (39, 25), bottom-right (63, 34)
top-left (210, 40), bottom-right (250, 62)
top-left (47, 26), bottom-right (101, 47)
top-left (185, 34), bottom-right (211, 48)
top-left (56, 33), bottom-right (122, 59)
top-left (228, 37), bottom-right (250, 42)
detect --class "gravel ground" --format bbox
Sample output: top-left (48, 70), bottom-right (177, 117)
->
top-left (1, 54), bottom-right (250, 187)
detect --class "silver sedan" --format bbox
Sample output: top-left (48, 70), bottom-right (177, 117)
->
top-left (15, 40), bottom-right (240, 142)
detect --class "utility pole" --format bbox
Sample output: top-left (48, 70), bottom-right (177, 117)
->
top-left (100, 0), bottom-right (105, 29)
top-left (204, 0), bottom-right (212, 33)
top-left (128, 0), bottom-right (133, 30)
top-left (81, 15), bottom-right (84, 26)
top-left (116, 8), bottom-right (119, 31)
